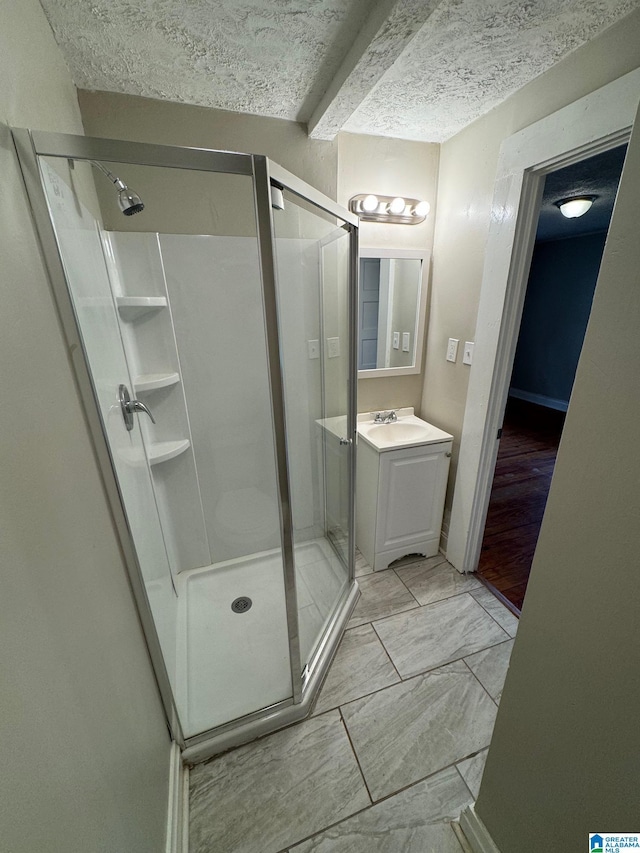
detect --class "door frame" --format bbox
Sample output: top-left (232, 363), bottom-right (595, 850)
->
top-left (446, 68), bottom-right (640, 574)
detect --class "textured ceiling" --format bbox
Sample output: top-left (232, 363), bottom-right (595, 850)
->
top-left (39, 0), bottom-right (640, 142)
top-left (344, 0), bottom-right (640, 141)
top-left (39, 0), bottom-right (373, 121)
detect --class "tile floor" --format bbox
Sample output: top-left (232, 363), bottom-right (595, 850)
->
top-left (189, 552), bottom-right (518, 853)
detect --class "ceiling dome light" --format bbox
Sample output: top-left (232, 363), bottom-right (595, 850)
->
top-left (389, 197), bottom-right (406, 214)
top-left (555, 196), bottom-right (596, 218)
top-left (413, 200), bottom-right (430, 217)
top-left (362, 194), bottom-right (379, 212)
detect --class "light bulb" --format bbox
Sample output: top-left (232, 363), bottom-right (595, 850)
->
top-left (362, 194), bottom-right (379, 212)
top-left (389, 197), bottom-right (406, 214)
top-left (557, 196), bottom-right (595, 218)
top-left (413, 200), bottom-right (430, 217)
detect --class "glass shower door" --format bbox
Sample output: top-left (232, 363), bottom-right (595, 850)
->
top-left (17, 126), bottom-right (357, 757)
top-left (272, 188), bottom-right (354, 671)
top-left (33, 146), bottom-right (294, 741)
top-left (37, 156), bottom-right (180, 695)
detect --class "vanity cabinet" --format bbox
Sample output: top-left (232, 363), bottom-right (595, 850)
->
top-left (356, 435), bottom-right (452, 571)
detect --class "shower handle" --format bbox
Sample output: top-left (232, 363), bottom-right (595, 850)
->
top-left (339, 437), bottom-right (352, 446)
top-left (119, 383), bottom-right (156, 431)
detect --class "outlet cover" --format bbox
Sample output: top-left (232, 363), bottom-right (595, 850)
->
top-left (446, 338), bottom-right (459, 363)
top-left (463, 341), bottom-right (474, 365)
top-left (402, 332), bottom-right (410, 352)
top-left (327, 337), bottom-right (340, 358)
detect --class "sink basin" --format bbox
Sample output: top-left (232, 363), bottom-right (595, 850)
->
top-left (369, 422), bottom-right (431, 442)
top-left (357, 408), bottom-right (454, 452)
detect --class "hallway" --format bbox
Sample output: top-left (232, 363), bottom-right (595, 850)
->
top-left (189, 553), bottom-right (518, 852)
top-left (478, 397), bottom-right (565, 611)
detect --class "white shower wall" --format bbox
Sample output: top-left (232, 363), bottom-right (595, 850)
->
top-left (39, 160), bottom-right (179, 690)
top-left (109, 232), bottom-right (327, 566)
top-left (106, 231), bottom-right (211, 574)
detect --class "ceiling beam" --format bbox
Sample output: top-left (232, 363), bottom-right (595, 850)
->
top-left (307, 0), bottom-right (440, 141)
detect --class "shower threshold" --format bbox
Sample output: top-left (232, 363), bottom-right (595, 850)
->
top-left (175, 538), bottom-right (353, 745)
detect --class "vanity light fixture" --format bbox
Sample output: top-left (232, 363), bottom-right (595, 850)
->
top-left (555, 195), bottom-right (597, 218)
top-left (349, 194), bottom-right (430, 224)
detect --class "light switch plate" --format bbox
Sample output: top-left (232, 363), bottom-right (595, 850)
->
top-left (393, 332), bottom-right (400, 349)
top-left (463, 341), bottom-right (474, 365)
top-left (446, 338), bottom-right (459, 362)
top-left (307, 339), bottom-right (320, 359)
top-left (402, 332), bottom-right (410, 352)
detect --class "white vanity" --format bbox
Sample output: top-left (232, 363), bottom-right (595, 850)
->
top-left (356, 408), bottom-right (453, 571)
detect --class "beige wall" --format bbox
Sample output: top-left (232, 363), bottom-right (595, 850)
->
top-left (0, 2), bottom-right (170, 851)
top-left (79, 89), bottom-right (339, 200)
top-left (337, 132), bottom-right (439, 413)
top-left (476, 95), bottom-right (640, 851)
top-left (423, 8), bottom-right (640, 521)
top-left (78, 95), bottom-right (440, 417)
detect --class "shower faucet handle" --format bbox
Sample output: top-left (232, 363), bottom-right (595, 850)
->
top-left (128, 399), bottom-right (156, 423)
top-left (118, 383), bottom-right (156, 431)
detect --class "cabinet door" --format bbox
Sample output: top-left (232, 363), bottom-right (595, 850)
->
top-left (376, 443), bottom-right (451, 552)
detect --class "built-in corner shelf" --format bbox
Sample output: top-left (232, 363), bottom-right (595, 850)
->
top-left (134, 372), bottom-right (181, 393)
top-left (116, 296), bottom-right (167, 320)
top-left (148, 439), bottom-right (191, 466)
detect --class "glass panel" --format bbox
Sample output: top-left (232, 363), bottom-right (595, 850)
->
top-left (39, 155), bottom-right (293, 738)
top-left (272, 190), bottom-right (352, 669)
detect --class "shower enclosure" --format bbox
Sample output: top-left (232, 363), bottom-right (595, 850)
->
top-left (13, 129), bottom-right (358, 760)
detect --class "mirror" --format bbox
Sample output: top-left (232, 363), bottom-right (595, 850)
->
top-left (358, 248), bottom-right (429, 378)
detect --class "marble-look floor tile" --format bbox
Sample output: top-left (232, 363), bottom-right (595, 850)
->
top-left (341, 661), bottom-right (497, 801)
top-left (464, 639), bottom-right (514, 703)
top-left (373, 593), bottom-right (509, 679)
top-left (189, 710), bottom-right (370, 853)
top-left (471, 587), bottom-right (519, 637)
top-left (355, 550), bottom-right (373, 577)
top-left (290, 765), bottom-right (471, 853)
top-left (313, 624), bottom-right (400, 715)
top-left (348, 571), bottom-right (418, 628)
top-left (457, 749), bottom-right (488, 800)
top-left (396, 557), bottom-right (482, 606)
top-left (388, 551), bottom-right (437, 570)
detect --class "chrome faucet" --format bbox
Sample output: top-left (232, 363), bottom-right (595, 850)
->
top-left (373, 410), bottom-right (398, 424)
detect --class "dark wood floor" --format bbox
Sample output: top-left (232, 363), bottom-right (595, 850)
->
top-left (477, 397), bottom-right (565, 612)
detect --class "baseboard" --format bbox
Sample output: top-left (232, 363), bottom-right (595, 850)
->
top-left (457, 805), bottom-right (502, 853)
top-left (166, 741), bottom-right (189, 853)
top-left (509, 388), bottom-right (568, 412)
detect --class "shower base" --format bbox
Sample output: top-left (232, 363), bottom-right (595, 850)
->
top-left (176, 537), bottom-right (347, 738)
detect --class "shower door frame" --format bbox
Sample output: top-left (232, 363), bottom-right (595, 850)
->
top-left (12, 128), bottom-right (359, 759)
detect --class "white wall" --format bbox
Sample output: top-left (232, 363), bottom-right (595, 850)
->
top-left (423, 8), bottom-right (640, 524)
top-left (0, 2), bottom-right (171, 850)
top-left (475, 97), bottom-right (640, 852)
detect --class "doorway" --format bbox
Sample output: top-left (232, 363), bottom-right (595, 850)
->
top-left (476, 145), bottom-right (627, 612)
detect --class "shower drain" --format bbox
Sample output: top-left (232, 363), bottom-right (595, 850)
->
top-left (231, 596), bottom-right (253, 614)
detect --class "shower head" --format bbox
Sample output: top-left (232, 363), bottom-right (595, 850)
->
top-left (90, 160), bottom-right (145, 216)
top-left (117, 185), bottom-right (145, 216)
